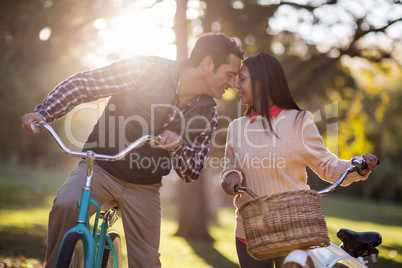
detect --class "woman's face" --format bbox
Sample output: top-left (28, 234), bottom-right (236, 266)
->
top-left (235, 65), bottom-right (254, 106)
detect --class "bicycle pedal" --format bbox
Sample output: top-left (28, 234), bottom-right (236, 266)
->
top-left (102, 206), bottom-right (120, 226)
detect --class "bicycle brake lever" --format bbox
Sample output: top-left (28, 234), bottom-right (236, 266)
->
top-left (148, 135), bottom-right (161, 146)
top-left (234, 185), bottom-right (259, 199)
top-left (351, 156), bottom-right (367, 170)
top-left (351, 156), bottom-right (380, 171)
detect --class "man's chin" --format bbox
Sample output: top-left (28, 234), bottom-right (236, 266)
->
top-left (215, 90), bottom-right (227, 99)
top-left (214, 93), bottom-right (224, 100)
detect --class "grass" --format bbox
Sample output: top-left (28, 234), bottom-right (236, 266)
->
top-left (0, 163), bottom-right (401, 267)
top-left (321, 196), bottom-right (402, 267)
top-left (159, 206), bottom-right (238, 268)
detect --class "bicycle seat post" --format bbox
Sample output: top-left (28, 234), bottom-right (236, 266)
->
top-left (85, 150), bottom-right (96, 191)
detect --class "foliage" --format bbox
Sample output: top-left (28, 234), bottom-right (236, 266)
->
top-left (339, 58), bottom-right (402, 200)
top-left (1, 0), bottom-right (401, 252)
top-left (203, 0), bottom-right (402, 201)
top-left (0, 162), bottom-right (69, 209)
top-left (1, 0), bottom-right (400, 193)
top-left (0, 0), bottom-right (130, 161)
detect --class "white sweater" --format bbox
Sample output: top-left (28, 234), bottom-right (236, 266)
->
top-left (221, 109), bottom-right (368, 239)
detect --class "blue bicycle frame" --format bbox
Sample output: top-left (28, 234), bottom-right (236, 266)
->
top-left (55, 152), bottom-right (119, 267)
top-left (32, 121), bottom-right (158, 268)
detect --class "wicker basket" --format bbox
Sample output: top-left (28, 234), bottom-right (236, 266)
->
top-left (239, 190), bottom-right (330, 259)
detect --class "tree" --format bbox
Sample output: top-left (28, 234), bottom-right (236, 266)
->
top-left (172, 0), bottom-right (214, 241)
top-left (171, 0), bottom-right (402, 242)
top-left (3, 0), bottom-right (401, 251)
top-left (198, 0), bottom-right (402, 201)
top-left (0, 0), bottom-right (131, 162)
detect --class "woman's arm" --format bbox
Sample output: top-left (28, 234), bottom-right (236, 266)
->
top-left (221, 122), bottom-right (243, 195)
top-left (301, 112), bottom-right (377, 185)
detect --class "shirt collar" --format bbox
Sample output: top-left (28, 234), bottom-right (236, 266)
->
top-left (249, 105), bottom-right (283, 124)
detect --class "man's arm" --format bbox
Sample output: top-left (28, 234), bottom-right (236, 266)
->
top-left (32, 56), bottom-right (155, 124)
top-left (170, 108), bottom-right (218, 182)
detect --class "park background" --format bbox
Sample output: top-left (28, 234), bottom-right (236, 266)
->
top-left (0, 0), bottom-right (401, 267)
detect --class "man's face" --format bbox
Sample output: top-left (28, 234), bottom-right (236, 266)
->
top-left (204, 54), bottom-right (241, 99)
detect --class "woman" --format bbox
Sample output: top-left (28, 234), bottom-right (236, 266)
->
top-left (220, 53), bottom-right (379, 268)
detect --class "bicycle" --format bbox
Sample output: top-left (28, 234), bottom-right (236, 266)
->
top-left (31, 121), bottom-right (158, 268)
top-left (235, 156), bottom-right (382, 268)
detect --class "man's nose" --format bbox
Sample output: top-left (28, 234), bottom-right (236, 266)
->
top-left (229, 77), bottom-right (236, 88)
top-left (234, 80), bottom-right (240, 89)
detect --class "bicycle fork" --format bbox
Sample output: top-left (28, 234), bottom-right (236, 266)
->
top-left (55, 189), bottom-right (97, 267)
top-left (56, 152), bottom-right (101, 267)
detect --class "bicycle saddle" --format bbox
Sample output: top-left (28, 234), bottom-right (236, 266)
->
top-left (337, 228), bottom-right (382, 263)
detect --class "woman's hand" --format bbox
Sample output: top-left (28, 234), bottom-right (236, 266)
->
top-left (358, 154), bottom-right (379, 176)
top-left (221, 172), bottom-right (242, 196)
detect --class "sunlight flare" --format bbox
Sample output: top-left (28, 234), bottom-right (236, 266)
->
top-left (85, 0), bottom-right (177, 68)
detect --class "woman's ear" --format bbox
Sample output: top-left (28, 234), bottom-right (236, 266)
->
top-left (202, 56), bottom-right (214, 73)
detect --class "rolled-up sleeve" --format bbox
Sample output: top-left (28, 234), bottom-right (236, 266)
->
top-left (34, 56), bottom-right (155, 123)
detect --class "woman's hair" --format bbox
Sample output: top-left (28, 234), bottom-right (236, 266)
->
top-left (243, 53), bottom-right (304, 134)
top-left (189, 32), bottom-right (245, 71)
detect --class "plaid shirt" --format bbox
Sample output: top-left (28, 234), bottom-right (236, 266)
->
top-left (165, 96), bottom-right (218, 182)
top-left (34, 56), bottom-right (218, 182)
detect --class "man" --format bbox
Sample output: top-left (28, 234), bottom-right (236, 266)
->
top-left (21, 32), bottom-right (244, 267)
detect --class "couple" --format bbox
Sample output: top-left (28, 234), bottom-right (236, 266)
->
top-left (22, 32), bottom-right (378, 267)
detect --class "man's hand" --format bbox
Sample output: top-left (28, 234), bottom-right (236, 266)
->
top-left (150, 130), bottom-right (182, 151)
top-left (21, 113), bottom-right (44, 134)
top-left (358, 153), bottom-right (379, 176)
top-left (221, 172), bottom-right (242, 196)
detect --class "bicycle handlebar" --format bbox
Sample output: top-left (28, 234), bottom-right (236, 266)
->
top-left (234, 156), bottom-right (377, 197)
top-left (31, 121), bottom-right (159, 161)
top-left (316, 156), bottom-right (367, 195)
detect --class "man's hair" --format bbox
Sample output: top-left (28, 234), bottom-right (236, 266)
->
top-left (188, 32), bottom-right (245, 70)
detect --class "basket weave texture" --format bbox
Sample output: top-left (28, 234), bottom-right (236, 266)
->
top-left (239, 190), bottom-right (330, 259)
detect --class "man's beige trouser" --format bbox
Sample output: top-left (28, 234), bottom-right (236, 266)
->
top-left (45, 160), bottom-right (162, 268)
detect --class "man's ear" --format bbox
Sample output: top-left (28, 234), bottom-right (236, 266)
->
top-left (202, 56), bottom-right (214, 73)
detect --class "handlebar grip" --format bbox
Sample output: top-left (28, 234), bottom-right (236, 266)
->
top-left (30, 121), bottom-right (42, 134)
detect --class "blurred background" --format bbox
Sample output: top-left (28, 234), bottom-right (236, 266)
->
top-left (0, 0), bottom-right (401, 267)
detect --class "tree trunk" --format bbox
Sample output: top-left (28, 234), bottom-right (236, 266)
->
top-left (173, 0), bottom-right (213, 241)
top-left (174, 0), bottom-right (188, 59)
top-left (174, 170), bottom-right (213, 241)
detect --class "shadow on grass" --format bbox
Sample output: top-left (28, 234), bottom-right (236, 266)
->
top-left (376, 243), bottom-right (402, 268)
top-left (185, 239), bottom-right (238, 268)
top-left (0, 224), bottom-right (47, 260)
top-left (321, 196), bottom-right (402, 227)
top-left (377, 257), bottom-right (402, 268)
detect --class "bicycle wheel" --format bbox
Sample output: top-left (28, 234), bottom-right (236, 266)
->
top-left (283, 255), bottom-right (315, 268)
top-left (56, 232), bottom-right (85, 268)
top-left (101, 232), bottom-right (122, 268)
